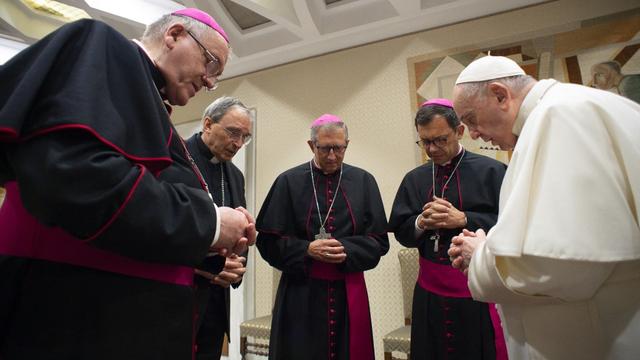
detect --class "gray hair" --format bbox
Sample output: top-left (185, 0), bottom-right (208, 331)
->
top-left (310, 122), bottom-right (349, 143)
top-left (142, 14), bottom-right (209, 45)
top-left (202, 96), bottom-right (251, 124)
top-left (596, 61), bottom-right (622, 74)
top-left (456, 75), bottom-right (536, 103)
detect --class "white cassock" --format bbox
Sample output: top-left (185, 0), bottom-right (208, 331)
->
top-left (468, 79), bottom-right (640, 360)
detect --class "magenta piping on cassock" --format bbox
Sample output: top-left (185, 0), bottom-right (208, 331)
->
top-left (310, 261), bottom-right (374, 360)
top-left (0, 181), bottom-right (194, 286)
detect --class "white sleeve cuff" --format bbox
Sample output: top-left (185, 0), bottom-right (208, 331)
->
top-left (210, 202), bottom-right (221, 247)
top-left (414, 215), bottom-right (426, 237)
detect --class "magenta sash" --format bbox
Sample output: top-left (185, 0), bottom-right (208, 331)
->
top-left (0, 181), bottom-right (194, 286)
top-left (418, 257), bottom-right (508, 359)
top-left (418, 257), bottom-right (471, 298)
top-left (310, 261), bottom-right (374, 360)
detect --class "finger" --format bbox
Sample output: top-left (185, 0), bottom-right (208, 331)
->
top-left (323, 239), bottom-right (343, 247)
top-left (476, 228), bottom-right (486, 237)
top-left (218, 271), bottom-right (243, 282)
top-left (433, 197), bottom-right (452, 207)
top-left (245, 223), bottom-right (257, 246)
top-left (324, 246), bottom-right (345, 255)
top-left (231, 237), bottom-right (249, 255)
top-left (224, 260), bottom-right (245, 269)
top-left (235, 206), bottom-right (256, 224)
top-left (452, 257), bottom-right (464, 269)
top-left (324, 253), bottom-right (347, 263)
top-left (422, 201), bottom-right (435, 210)
top-left (194, 269), bottom-right (216, 281)
top-left (212, 276), bottom-right (232, 288)
top-left (431, 213), bottom-right (448, 220)
top-left (462, 228), bottom-right (476, 236)
top-left (431, 203), bottom-right (451, 213)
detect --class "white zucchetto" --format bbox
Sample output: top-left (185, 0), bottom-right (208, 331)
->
top-left (455, 55), bottom-right (526, 84)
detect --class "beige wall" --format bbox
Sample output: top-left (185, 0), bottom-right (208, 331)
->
top-left (171, 0), bottom-right (639, 358)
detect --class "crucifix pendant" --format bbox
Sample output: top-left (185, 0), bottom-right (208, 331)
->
top-left (315, 227), bottom-right (332, 240)
top-left (430, 233), bottom-right (440, 252)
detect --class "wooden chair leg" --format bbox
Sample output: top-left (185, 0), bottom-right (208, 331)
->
top-left (384, 351), bottom-right (392, 360)
top-left (240, 336), bottom-right (247, 356)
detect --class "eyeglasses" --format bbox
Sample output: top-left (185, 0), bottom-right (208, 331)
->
top-left (416, 134), bottom-right (451, 149)
top-left (314, 144), bottom-right (348, 155)
top-left (222, 126), bottom-right (252, 145)
top-left (186, 30), bottom-right (221, 91)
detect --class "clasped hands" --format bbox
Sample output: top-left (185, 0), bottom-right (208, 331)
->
top-left (417, 196), bottom-right (467, 230)
top-left (195, 254), bottom-right (247, 288)
top-left (213, 206), bottom-right (256, 257)
top-left (307, 238), bottom-right (347, 264)
top-left (447, 228), bottom-right (486, 275)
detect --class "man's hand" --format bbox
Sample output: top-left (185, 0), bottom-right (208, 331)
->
top-left (307, 238), bottom-right (347, 264)
top-left (418, 196), bottom-right (466, 230)
top-left (235, 206), bottom-right (257, 246)
top-left (214, 207), bottom-right (250, 256)
top-left (194, 255), bottom-right (247, 288)
top-left (448, 228), bottom-right (485, 275)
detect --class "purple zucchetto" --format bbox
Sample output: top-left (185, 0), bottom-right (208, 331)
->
top-left (311, 114), bottom-right (343, 128)
top-left (172, 8), bottom-right (229, 44)
top-left (420, 98), bottom-right (454, 109)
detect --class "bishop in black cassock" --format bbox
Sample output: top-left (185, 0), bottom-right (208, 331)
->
top-left (0, 10), bottom-right (249, 359)
top-left (256, 114), bottom-right (389, 360)
top-left (183, 96), bottom-right (252, 360)
top-left (389, 99), bottom-right (507, 360)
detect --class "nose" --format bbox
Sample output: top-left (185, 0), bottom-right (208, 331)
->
top-left (427, 142), bottom-right (439, 151)
top-left (203, 76), bottom-right (217, 91)
top-left (231, 136), bottom-right (243, 147)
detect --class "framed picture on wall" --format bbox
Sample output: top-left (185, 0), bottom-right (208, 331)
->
top-left (407, 9), bottom-right (640, 165)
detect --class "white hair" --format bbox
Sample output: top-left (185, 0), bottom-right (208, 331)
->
top-left (456, 75), bottom-right (536, 103)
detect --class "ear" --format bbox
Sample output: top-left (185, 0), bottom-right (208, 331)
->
top-left (455, 124), bottom-right (465, 139)
top-left (164, 23), bottom-right (186, 49)
top-left (307, 140), bottom-right (315, 152)
top-left (202, 117), bottom-right (214, 133)
top-left (488, 82), bottom-right (510, 110)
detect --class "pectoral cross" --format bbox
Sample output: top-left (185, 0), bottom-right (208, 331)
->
top-left (315, 227), bottom-right (331, 240)
top-left (430, 233), bottom-right (440, 252)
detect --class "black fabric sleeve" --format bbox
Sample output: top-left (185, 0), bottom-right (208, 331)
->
top-left (389, 173), bottom-right (429, 248)
top-left (256, 232), bottom-right (310, 276)
top-left (7, 129), bottom-right (215, 266)
top-left (339, 174), bottom-right (389, 272)
top-left (256, 174), bottom-right (311, 277)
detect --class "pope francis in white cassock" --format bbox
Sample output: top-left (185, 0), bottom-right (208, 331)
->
top-left (449, 56), bottom-right (640, 360)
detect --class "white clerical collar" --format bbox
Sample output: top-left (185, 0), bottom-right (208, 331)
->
top-left (132, 39), bottom-right (154, 64)
top-left (210, 156), bottom-right (221, 164)
top-left (513, 79), bottom-right (558, 136)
